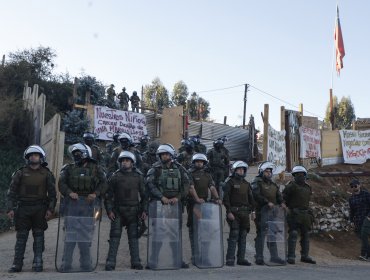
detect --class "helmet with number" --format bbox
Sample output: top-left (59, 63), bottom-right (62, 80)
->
top-left (24, 145), bottom-right (47, 165)
top-left (118, 151), bottom-right (136, 164)
top-left (192, 153), bottom-right (208, 164)
top-left (291, 165), bottom-right (307, 176)
top-left (258, 161), bottom-right (276, 174)
top-left (232, 161), bottom-right (248, 173)
top-left (156, 143), bottom-right (176, 157)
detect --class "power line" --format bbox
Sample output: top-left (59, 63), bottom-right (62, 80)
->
top-left (249, 85), bottom-right (326, 120)
top-left (195, 83), bottom-right (245, 94)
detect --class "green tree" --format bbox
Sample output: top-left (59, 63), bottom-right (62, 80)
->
top-left (62, 109), bottom-right (90, 144)
top-left (171, 80), bottom-right (188, 107)
top-left (77, 75), bottom-right (106, 106)
top-left (143, 77), bottom-right (170, 113)
top-left (324, 95), bottom-right (355, 129)
top-left (188, 92), bottom-right (210, 120)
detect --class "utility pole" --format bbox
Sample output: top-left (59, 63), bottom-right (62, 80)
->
top-left (242, 84), bottom-right (249, 129)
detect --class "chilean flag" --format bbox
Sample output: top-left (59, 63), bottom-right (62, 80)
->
top-left (334, 5), bottom-right (345, 75)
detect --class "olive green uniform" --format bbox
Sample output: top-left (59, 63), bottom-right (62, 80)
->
top-left (223, 175), bottom-right (255, 264)
top-left (130, 95), bottom-right (140, 113)
top-left (251, 176), bottom-right (284, 263)
top-left (283, 181), bottom-right (315, 262)
top-left (117, 91), bottom-right (130, 111)
top-left (146, 160), bottom-right (191, 265)
top-left (90, 144), bottom-right (103, 165)
top-left (187, 167), bottom-right (215, 261)
top-left (105, 168), bottom-right (148, 270)
top-left (108, 146), bottom-right (143, 176)
top-left (177, 150), bottom-right (195, 170)
top-left (207, 148), bottom-right (229, 195)
top-left (7, 165), bottom-right (56, 272)
top-left (58, 161), bottom-right (107, 271)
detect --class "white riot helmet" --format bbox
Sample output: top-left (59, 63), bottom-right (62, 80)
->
top-left (118, 151), bottom-right (136, 164)
top-left (232, 161), bottom-right (248, 173)
top-left (258, 161), bottom-right (276, 174)
top-left (24, 145), bottom-right (47, 165)
top-left (156, 143), bottom-right (176, 157)
top-left (291, 165), bottom-right (307, 176)
top-left (68, 143), bottom-right (92, 159)
top-left (192, 153), bottom-right (208, 164)
top-left (118, 132), bottom-right (132, 142)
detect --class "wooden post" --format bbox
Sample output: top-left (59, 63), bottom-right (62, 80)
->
top-left (280, 106), bottom-right (285, 131)
top-left (224, 116), bottom-right (227, 125)
top-left (262, 104), bottom-right (269, 161)
top-left (242, 84), bottom-right (249, 129)
top-left (329, 88), bottom-right (334, 130)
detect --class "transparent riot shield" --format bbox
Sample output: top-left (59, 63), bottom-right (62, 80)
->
top-left (147, 201), bottom-right (182, 270)
top-left (55, 197), bottom-right (102, 273)
top-left (261, 205), bottom-right (287, 266)
top-left (193, 202), bottom-right (223, 268)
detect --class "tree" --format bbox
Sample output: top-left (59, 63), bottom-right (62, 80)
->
top-left (188, 92), bottom-right (210, 121)
top-left (77, 75), bottom-right (106, 106)
top-left (143, 77), bottom-right (170, 113)
top-left (324, 95), bottom-right (355, 129)
top-left (62, 109), bottom-right (90, 144)
top-left (171, 80), bottom-right (188, 107)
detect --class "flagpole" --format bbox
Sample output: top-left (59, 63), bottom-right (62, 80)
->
top-left (329, 4), bottom-right (338, 130)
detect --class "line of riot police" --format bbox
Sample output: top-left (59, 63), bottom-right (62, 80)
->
top-left (6, 132), bottom-right (316, 273)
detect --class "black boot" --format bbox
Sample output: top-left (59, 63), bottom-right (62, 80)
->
top-left (105, 238), bottom-right (120, 271)
top-left (300, 233), bottom-right (316, 264)
top-left (287, 230), bottom-right (298, 264)
top-left (9, 230), bottom-right (29, 273)
top-left (128, 238), bottom-right (143, 270)
top-left (226, 229), bottom-right (238, 266)
top-left (32, 230), bottom-right (44, 272)
top-left (237, 230), bottom-right (251, 266)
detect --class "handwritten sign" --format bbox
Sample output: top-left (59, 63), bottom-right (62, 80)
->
top-left (93, 106), bottom-right (147, 143)
top-left (267, 125), bottom-right (286, 174)
top-left (339, 130), bottom-right (370, 164)
top-left (299, 126), bottom-right (321, 159)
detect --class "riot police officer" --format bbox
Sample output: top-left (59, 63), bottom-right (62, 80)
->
top-left (252, 161), bottom-right (286, 265)
top-left (177, 139), bottom-right (195, 170)
top-left (223, 161), bottom-right (255, 266)
top-left (83, 132), bottom-right (103, 165)
top-left (142, 141), bottom-right (160, 176)
top-left (189, 135), bottom-right (207, 154)
top-left (283, 165), bottom-right (316, 264)
top-left (146, 143), bottom-right (191, 269)
top-left (108, 132), bottom-right (142, 176)
top-left (207, 138), bottom-right (229, 196)
top-left (58, 143), bottom-right (107, 271)
top-left (137, 135), bottom-right (150, 156)
top-left (187, 153), bottom-right (221, 263)
top-left (7, 145), bottom-right (56, 273)
top-left (117, 87), bottom-right (130, 111)
top-left (130, 91), bottom-right (140, 113)
top-left (105, 151), bottom-right (148, 270)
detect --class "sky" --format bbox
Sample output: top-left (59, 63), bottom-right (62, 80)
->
top-left (1, 0), bottom-right (369, 132)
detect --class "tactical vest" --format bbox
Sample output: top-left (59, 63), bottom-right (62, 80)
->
top-left (181, 151), bottom-right (193, 169)
top-left (192, 169), bottom-right (210, 200)
top-left (113, 171), bottom-right (141, 206)
top-left (18, 167), bottom-right (48, 201)
top-left (157, 165), bottom-right (181, 198)
top-left (229, 177), bottom-right (250, 207)
top-left (67, 164), bottom-right (97, 195)
top-left (285, 182), bottom-right (311, 209)
top-left (259, 180), bottom-right (279, 205)
top-left (210, 149), bottom-right (224, 168)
